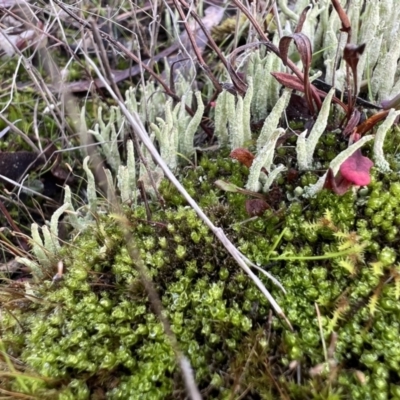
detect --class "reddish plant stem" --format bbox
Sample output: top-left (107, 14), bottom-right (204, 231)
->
top-left (231, 0), bottom-right (322, 111)
top-left (178, 0), bottom-right (247, 95)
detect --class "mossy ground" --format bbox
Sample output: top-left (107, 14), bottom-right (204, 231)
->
top-left (3, 133), bottom-right (400, 399)
top-left (1, 8), bottom-right (400, 399)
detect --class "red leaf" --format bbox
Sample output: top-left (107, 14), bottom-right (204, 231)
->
top-left (340, 150), bottom-right (374, 186)
top-left (271, 72), bottom-right (306, 91)
top-left (230, 148), bottom-right (255, 168)
top-left (279, 31), bottom-right (313, 114)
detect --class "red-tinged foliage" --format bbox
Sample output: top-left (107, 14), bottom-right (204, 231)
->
top-left (230, 148), bottom-right (255, 168)
top-left (271, 72), bottom-right (348, 113)
top-left (342, 109), bottom-right (361, 136)
top-left (340, 149), bottom-right (374, 186)
top-left (323, 168), bottom-right (353, 195)
top-left (331, 0), bottom-right (351, 35)
top-left (324, 150), bottom-right (373, 195)
top-left (343, 43), bottom-right (366, 116)
top-left (245, 199), bottom-right (270, 217)
top-left (279, 31), bottom-right (314, 114)
top-left (381, 93), bottom-right (400, 110)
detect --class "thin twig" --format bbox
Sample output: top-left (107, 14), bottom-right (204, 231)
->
top-left (51, 0), bottom-right (213, 138)
top-left (0, 115), bottom-right (39, 153)
top-left (84, 55), bottom-right (293, 331)
top-left (172, 0), bottom-right (222, 92)
top-left (231, 0), bottom-right (322, 110)
top-left (0, 175), bottom-right (56, 203)
top-left (90, 20), bottom-right (124, 102)
top-left (179, 0), bottom-right (247, 95)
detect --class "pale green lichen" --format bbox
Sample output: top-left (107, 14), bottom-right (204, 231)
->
top-left (30, 223), bottom-right (50, 271)
top-left (149, 91), bottom-right (204, 167)
top-left (88, 106), bottom-right (123, 174)
top-left (213, 77), bottom-right (253, 150)
top-left (247, 128), bottom-right (285, 192)
top-left (117, 140), bottom-right (137, 204)
top-left (283, 0), bottom-right (400, 100)
top-left (181, 91), bottom-right (204, 158)
top-left (230, 95), bottom-right (244, 150)
top-left (256, 89), bottom-right (291, 152)
top-left (82, 156), bottom-right (97, 213)
top-left (50, 202), bottom-right (70, 253)
top-left (242, 77), bottom-right (253, 144)
top-left (214, 89), bottom-right (230, 147)
top-left (64, 185), bottom-right (81, 230)
top-left (247, 43), bottom-right (283, 120)
top-left (297, 88), bottom-right (335, 170)
top-left (373, 109), bottom-right (400, 172)
top-left (263, 164), bottom-right (287, 192)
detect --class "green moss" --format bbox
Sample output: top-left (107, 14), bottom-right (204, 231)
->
top-left (3, 152), bottom-right (400, 399)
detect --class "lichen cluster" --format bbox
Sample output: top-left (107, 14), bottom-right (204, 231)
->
top-left (2, 2), bottom-right (400, 399)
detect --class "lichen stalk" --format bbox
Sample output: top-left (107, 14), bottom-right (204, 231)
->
top-left (373, 109), bottom-right (400, 172)
top-left (256, 89), bottom-right (291, 152)
top-left (83, 156), bottom-right (98, 213)
top-left (181, 91), bottom-right (204, 158)
top-left (247, 128), bottom-right (284, 192)
top-left (302, 88), bottom-right (335, 170)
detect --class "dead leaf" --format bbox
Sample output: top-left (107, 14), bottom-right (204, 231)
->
top-left (245, 199), bottom-right (269, 217)
top-left (0, 21), bottom-right (47, 57)
top-left (230, 148), bottom-right (255, 168)
top-left (60, 6), bottom-right (224, 93)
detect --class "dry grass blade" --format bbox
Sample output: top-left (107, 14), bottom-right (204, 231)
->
top-left (82, 56), bottom-right (293, 331)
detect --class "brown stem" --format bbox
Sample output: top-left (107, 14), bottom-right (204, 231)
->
top-left (178, 0), bottom-right (247, 95)
top-left (90, 20), bottom-right (124, 102)
top-left (231, 0), bottom-right (322, 111)
top-left (172, 0), bottom-right (222, 92)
